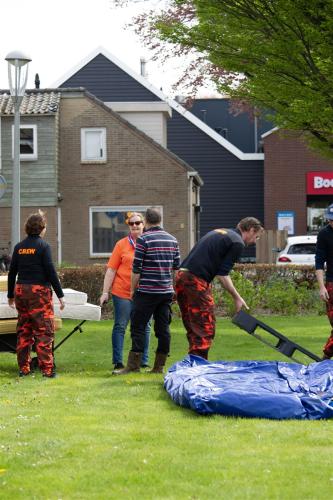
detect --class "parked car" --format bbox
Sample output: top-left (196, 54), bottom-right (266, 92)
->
top-left (276, 235), bottom-right (317, 265)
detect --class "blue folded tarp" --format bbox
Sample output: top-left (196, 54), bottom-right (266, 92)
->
top-left (164, 355), bottom-right (333, 420)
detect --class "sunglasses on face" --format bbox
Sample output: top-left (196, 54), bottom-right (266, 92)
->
top-left (128, 221), bottom-right (143, 226)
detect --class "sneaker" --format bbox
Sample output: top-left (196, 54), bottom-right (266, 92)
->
top-left (114, 362), bottom-right (125, 370)
top-left (42, 371), bottom-right (56, 378)
top-left (19, 370), bottom-right (30, 377)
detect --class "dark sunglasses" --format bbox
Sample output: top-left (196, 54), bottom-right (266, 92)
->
top-left (128, 221), bottom-right (143, 226)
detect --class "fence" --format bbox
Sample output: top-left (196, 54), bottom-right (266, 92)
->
top-left (256, 229), bottom-right (288, 264)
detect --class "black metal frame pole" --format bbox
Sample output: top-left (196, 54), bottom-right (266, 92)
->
top-left (53, 320), bottom-right (86, 352)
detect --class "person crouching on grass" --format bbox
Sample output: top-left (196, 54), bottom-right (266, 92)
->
top-left (7, 211), bottom-right (65, 378)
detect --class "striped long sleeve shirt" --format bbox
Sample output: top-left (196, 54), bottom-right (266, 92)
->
top-left (132, 226), bottom-right (180, 294)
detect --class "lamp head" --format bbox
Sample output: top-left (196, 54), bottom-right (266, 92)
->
top-left (5, 50), bottom-right (31, 67)
top-left (5, 50), bottom-right (31, 99)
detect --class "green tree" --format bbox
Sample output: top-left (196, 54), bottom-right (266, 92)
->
top-left (128, 0), bottom-right (333, 157)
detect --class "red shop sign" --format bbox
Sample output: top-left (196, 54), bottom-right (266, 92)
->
top-left (307, 171), bottom-right (333, 195)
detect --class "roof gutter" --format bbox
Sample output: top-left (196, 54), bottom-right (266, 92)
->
top-left (187, 170), bottom-right (204, 187)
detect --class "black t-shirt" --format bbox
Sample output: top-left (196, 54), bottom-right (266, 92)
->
top-left (7, 235), bottom-right (64, 299)
top-left (315, 224), bottom-right (333, 281)
top-left (180, 228), bottom-right (245, 283)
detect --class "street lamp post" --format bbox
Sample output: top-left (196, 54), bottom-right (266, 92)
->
top-left (5, 50), bottom-right (31, 252)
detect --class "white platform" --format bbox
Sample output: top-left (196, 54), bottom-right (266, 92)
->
top-left (0, 305), bottom-right (19, 319)
top-left (1, 288), bottom-right (88, 305)
top-left (0, 303), bottom-right (101, 321)
top-left (53, 288), bottom-right (88, 305)
top-left (54, 303), bottom-right (101, 321)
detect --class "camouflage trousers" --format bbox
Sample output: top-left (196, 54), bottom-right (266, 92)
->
top-left (175, 270), bottom-right (215, 359)
top-left (15, 284), bottom-right (55, 375)
top-left (324, 282), bottom-right (333, 358)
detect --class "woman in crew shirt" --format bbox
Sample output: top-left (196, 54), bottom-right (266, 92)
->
top-left (7, 211), bottom-right (65, 378)
top-left (99, 212), bottom-right (151, 370)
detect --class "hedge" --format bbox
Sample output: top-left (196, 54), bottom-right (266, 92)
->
top-left (234, 263), bottom-right (317, 288)
top-left (58, 265), bottom-right (113, 318)
top-left (57, 264), bottom-right (324, 318)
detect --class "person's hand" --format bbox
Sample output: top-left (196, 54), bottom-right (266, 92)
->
top-left (8, 298), bottom-right (15, 309)
top-left (99, 292), bottom-right (109, 306)
top-left (319, 285), bottom-right (329, 302)
top-left (234, 296), bottom-right (249, 312)
top-left (59, 298), bottom-right (65, 310)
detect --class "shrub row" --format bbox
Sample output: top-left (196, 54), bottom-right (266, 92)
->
top-left (214, 270), bottom-right (323, 317)
top-left (234, 263), bottom-right (317, 288)
top-left (58, 264), bottom-right (324, 318)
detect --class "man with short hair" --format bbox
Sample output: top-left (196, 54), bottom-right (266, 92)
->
top-left (175, 217), bottom-right (264, 360)
top-left (114, 207), bottom-right (180, 374)
top-left (315, 203), bottom-right (333, 359)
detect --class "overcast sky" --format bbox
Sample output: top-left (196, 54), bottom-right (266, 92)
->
top-left (0, 0), bottom-right (219, 98)
top-left (0, 0), bottom-right (183, 95)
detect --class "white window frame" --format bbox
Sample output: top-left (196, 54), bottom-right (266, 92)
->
top-left (89, 205), bottom-right (164, 258)
top-left (81, 127), bottom-right (107, 162)
top-left (11, 124), bottom-right (38, 161)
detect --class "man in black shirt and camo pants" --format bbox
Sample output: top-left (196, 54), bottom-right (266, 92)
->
top-left (175, 217), bottom-right (263, 360)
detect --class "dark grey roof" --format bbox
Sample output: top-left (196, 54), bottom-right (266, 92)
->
top-left (189, 99), bottom-right (274, 153)
top-left (0, 90), bottom-right (61, 115)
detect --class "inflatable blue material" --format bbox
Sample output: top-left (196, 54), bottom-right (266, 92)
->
top-left (164, 355), bottom-right (333, 420)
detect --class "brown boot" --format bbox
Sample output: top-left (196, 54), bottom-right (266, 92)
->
top-left (113, 351), bottom-right (142, 375)
top-left (149, 352), bottom-right (168, 374)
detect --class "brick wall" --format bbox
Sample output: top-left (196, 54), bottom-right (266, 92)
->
top-left (59, 94), bottom-right (191, 265)
top-left (264, 130), bottom-right (333, 233)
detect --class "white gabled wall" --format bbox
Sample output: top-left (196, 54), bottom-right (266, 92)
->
top-left (119, 111), bottom-right (166, 147)
top-left (106, 101), bottom-right (172, 147)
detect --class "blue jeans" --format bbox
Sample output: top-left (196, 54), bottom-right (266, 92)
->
top-left (112, 294), bottom-right (151, 365)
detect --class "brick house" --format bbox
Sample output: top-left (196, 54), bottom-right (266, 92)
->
top-left (0, 89), bottom-right (202, 265)
top-left (54, 47), bottom-right (265, 245)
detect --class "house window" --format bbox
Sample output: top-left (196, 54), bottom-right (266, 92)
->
top-left (12, 125), bottom-right (37, 160)
top-left (81, 128), bottom-right (106, 162)
top-left (89, 206), bottom-right (163, 257)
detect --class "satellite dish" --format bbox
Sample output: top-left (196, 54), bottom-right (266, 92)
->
top-left (0, 175), bottom-right (7, 200)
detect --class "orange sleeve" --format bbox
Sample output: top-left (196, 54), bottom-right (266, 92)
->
top-left (107, 240), bottom-right (124, 270)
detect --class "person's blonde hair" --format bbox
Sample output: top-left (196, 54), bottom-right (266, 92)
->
top-left (125, 211), bottom-right (144, 225)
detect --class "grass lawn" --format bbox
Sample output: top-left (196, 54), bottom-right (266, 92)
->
top-left (0, 315), bottom-right (332, 499)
